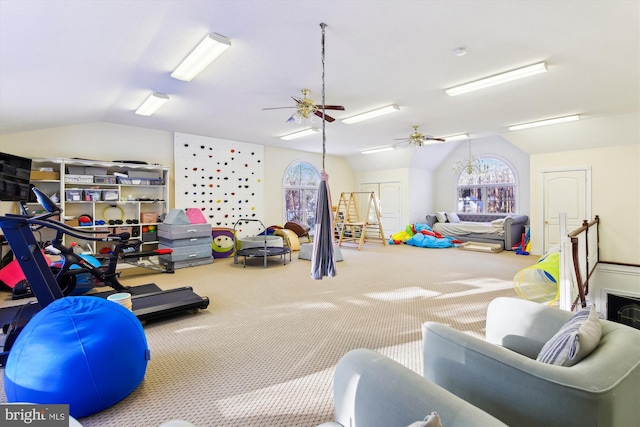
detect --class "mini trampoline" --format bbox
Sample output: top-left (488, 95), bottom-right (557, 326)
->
top-left (233, 219), bottom-right (291, 268)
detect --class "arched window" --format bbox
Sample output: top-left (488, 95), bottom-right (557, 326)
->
top-left (283, 162), bottom-right (320, 230)
top-left (456, 158), bottom-right (517, 214)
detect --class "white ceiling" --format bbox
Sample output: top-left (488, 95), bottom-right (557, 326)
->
top-left (0, 1), bottom-right (638, 159)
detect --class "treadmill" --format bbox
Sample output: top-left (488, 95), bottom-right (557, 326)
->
top-left (0, 188), bottom-right (209, 365)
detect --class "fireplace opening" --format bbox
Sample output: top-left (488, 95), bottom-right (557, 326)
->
top-left (607, 293), bottom-right (640, 330)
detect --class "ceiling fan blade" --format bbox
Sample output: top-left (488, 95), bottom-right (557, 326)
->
top-left (314, 105), bottom-right (345, 110)
top-left (291, 96), bottom-right (303, 104)
top-left (424, 137), bottom-right (446, 142)
top-left (393, 138), bottom-right (410, 141)
top-left (262, 106), bottom-right (296, 110)
top-left (314, 110), bottom-right (335, 122)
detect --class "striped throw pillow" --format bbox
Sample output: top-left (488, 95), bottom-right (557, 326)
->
top-left (536, 305), bottom-right (601, 366)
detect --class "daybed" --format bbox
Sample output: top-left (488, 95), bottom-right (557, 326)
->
top-left (425, 212), bottom-right (528, 250)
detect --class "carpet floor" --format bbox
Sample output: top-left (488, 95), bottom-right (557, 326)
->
top-left (0, 242), bottom-right (536, 426)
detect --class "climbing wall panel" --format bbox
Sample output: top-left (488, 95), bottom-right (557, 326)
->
top-left (174, 132), bottom-right (264, 233)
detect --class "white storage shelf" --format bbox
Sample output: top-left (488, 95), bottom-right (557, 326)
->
top-left (29, 158), bottom-right (170, 255)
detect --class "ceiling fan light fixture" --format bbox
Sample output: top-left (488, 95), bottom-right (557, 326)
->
top-left (342, 104), bottom-right (400, 124)
top-left (280, 127), bottom-right (320, 141)
top-left (171, 32), bottom-right (231, 82)
top-left (508, 114), bottom-right (580, 131)
top-left (361, 146), bottom-right (396, 155)
top-left (445, 62), bottom-right (547, 96)
top-left (135, 92), bottom-right (169, 116)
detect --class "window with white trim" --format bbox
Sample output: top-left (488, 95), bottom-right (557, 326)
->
top-left (456, 158), bottom-right (517, 214)
top-left (283, 162), bottom-right (319, 230)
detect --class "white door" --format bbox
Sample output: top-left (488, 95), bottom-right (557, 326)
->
top-left (542, 169), bottom-right (590, 252)
top-left (360, 182), bottom-right (402, 238)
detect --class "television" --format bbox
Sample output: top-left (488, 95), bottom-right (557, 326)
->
top-left (0, 152), bottom-right (32, 202)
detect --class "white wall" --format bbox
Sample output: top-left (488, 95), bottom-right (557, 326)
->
top-left (263, 146), bottom-right (356, 225)
top-left (433, 135), bottom-right (531, 214)
top-left (0, 122), bottom-right (357, 227)
top-left (530, 144), bottom-right (639, 265)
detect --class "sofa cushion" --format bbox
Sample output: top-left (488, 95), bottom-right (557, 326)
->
top-left (536, 305), bottom-right (601, 366)
top-left (407, 412), bottom-right (442, 427)
top-left (435, 212), bottom-right (447, 223)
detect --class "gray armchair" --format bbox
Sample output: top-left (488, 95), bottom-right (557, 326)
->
top-left (422, 297), bottom-right (640, 427)
top-left (318, 348), bottom-right (507, 427)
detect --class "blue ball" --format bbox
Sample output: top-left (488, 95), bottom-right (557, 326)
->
top-left (4, 296), bottom-right (150, 419)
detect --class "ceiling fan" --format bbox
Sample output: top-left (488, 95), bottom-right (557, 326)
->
top-left (393, 125), bottom-right (445, 148)
top-left (262, 88), bottom-right (345, 123)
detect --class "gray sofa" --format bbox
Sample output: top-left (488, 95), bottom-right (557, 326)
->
top-left (425, 213), bottom-right (528, 250)
top-left (318, 348), bottom-right (507, 427)
top-left (423, 297), bottom-right (640, 427)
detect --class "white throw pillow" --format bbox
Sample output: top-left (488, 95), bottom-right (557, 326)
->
top-left (406, 412), bottom-right (442, 427)
top-left (536, 305), bottom-right (601, 366)
top-left (446, 212), bottom-right (460, 223)
top-left (435, 212), bottom-right (447, 223)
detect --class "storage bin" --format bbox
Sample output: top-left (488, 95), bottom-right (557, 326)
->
top-left (85, 166), bottom-right (107, 176)
top-left (158, 244), bottom-right (212, 262)
top-left (140, 212), bottom-right (158, 223)
top-left (65, 174), bottom-right (94, 184)
top-left (157, 223), bottom-right (211, 240)
top-left (83, 189), bottom-right (102, 201)
top-left (126, 171), bottom-right (161, 179)
top-left (65, 189), bottom-right (83, 201)
top-left (67, 166), bottom-right (86, 175)
top-left (158, 236), bottom-right (212, 248)
top-left (101, 189), bottom-right (119, 201)
top-left (117, 177), bottom-right (163, 185)
top-left (94, 175), bottom-right (116, 184)
top-left (142, 231), bottom-right (157, 242)
top-left (30, 170), bottom-right (60, 180)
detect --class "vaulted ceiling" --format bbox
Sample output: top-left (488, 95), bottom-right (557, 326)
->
top-left (1, 1), bottom-right (638, 159)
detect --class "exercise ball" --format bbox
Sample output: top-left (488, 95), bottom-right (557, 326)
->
top-left (4, 296), bottom-right (150, 419)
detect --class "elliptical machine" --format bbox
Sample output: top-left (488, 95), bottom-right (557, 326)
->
top-left (0, 187), bottom-right (210, 366)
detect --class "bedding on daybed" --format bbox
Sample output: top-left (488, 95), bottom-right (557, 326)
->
top-left (433, 219), bottom-right (505, 237)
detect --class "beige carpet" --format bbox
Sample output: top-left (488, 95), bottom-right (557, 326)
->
top-left (0, 243), bottom-right (535, 426)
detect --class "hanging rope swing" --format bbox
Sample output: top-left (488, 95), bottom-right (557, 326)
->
top-left (310, 22), bottom-right (337, 280)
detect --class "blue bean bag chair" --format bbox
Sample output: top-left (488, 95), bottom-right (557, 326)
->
top-left (4, 296), bottom-right (150, 419)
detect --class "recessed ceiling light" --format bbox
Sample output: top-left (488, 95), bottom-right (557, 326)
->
top-left (342, 104), bottom-right (400, 124)
top-left (508, 114), bottom-right (580, 131)
top-left (445, 62), bottom-right (548, 96)
top-left (135, 92), bottom-right (169, 116)
top-left (171, 32), bottom-right (231, 82)
top-left (280, 128), bottom-right (319, 140)
top-left (361, 147), bottom-right (396, 155)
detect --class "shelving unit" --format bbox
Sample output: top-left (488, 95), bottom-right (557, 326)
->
top-left (29, 158), bottom-right (169, 255)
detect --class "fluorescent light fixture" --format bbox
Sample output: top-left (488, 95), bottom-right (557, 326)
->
top-left (508, 114), bottom-right (580, 131)
top-left (171, 32), bottom-right (231, 81)
top-left (441, 133), bottom-right (469, 142)
top-left (280, 128), bottom-right (320, 141)
top-left (361, 146), bottom-right (396, 155)
top-left (135, 92), bottom-right (169, 116)
top-left (342, 104), bottom-right (400, 124)
top-left (445, 62), bottom-right (547, 96)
